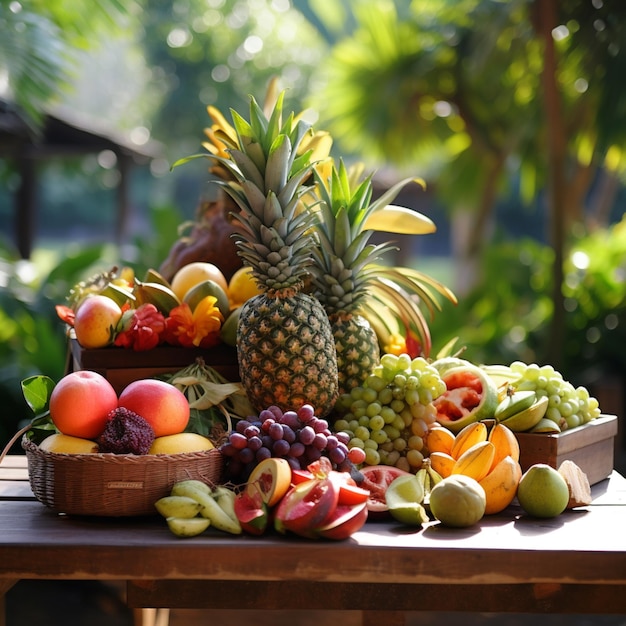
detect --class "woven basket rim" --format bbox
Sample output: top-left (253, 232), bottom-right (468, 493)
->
top-left (22, 435), bottom-right (222, 462)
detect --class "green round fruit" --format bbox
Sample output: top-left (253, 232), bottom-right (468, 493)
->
top-left (429, 474), bottom-right (486, 528)
top-left (516, 463), bottom-right (570, 518)
top-left (220, 306), bottom-right (240, 347)
top-left (432, 364), bottom-right (499, 433)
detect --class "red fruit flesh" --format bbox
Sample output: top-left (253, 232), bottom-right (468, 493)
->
top-left (274, 478), bottom-right (339, 538)
top-left (358, 465), bottom-right (412, 516)
top-left (316, 502), bottom-right (368, 540)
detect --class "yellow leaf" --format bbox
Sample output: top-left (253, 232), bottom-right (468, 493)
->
top-left (363, 205), bottom-right (436, 235)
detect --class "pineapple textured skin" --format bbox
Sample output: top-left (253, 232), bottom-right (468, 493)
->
top-left (237, 291), bottom-right (338, 416)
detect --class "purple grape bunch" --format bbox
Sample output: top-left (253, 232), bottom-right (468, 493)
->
top-left (219, 404), bottom-right (365, 482)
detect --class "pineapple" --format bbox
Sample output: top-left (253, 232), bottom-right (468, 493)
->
top-left (309, 160), bottom-right (457, 394)
top-left (205, 91), bottom-right (339, 417)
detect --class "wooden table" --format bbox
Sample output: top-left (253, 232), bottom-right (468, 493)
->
top-left (2, 454), bottom-right (626, 626)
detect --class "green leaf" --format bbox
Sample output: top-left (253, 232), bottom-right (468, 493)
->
top-left (21, 375), bottom-right (55, 417)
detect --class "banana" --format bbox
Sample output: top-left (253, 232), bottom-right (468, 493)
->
top-left (450, 421), bottom-right (488, 459)
top-left (429, 451), bottom-right (456, 478)
top-left (487, 422), bottom-right (520, 469)
top-left (211, 486), bottom-right (239, 525)
top-left (154, 495), bottom-right (203, 519)
top-left (424, 426), bottom-right (455, 456)
top-left (172, 482), bottom-right (242, 535)
top-left (499, 395), bottom-right (549, 432)
top-left (530, 418), bottom-right (561, 433)
top-left (166, 516), bottom-right (211, 537)
top-left (451, 441), bottom-right (495, 482)
top-left (478, 455), bottom-right (522, 515)
top-left (172, 479), bottom-right (212, 495)
top-left (420, 459), bottom-right (444, 510)
top-left (133, 280), bottom-right (181, 315)
top-left (495, 390), bottom-right (536, 421)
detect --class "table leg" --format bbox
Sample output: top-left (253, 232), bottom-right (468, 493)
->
top-left (0, 580), bottom-right (18, 626)
top-left (133, 608), bottom-right (170, 626)
top-left (362, 610), bottom-right (405, 626)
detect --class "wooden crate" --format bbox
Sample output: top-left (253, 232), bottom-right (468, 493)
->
top-left (516, 414), bottom-right (618, 486)
top-left (69, 338), bottom-right (240, 394)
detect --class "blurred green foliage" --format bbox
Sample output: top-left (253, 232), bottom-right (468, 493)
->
top-left (429, 215), bottom-right (626, 390)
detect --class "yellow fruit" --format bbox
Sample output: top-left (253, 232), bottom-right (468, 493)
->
top-left (246, 457), bottom-right (292, 507)
top-left (429, 451), bottom-right (456, 478)
top-left (39, 433), bottom-right (99, 454)
top-left (228, 266), bottom-right (262, 307)
top-left (170, 262), bottom-right (228, 301)
top-left (450, 421), bottom-right (488, 459)
top-left (487, 422), bottom-right (520, 471)
top-left (73, 294), bottom-right (123, 349)
top-left (149, 433), bottom-right (215, 455)
top-left (451, 440), bottom-right (495, 482)
top-left (429, 475), bottom-right (486, 528)
top-left (478, 455), bottom-right (522, 515)
top-left (425, 426), bottom-right (455, 456)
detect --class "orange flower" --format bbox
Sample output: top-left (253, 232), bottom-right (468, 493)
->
top-left (164, 297), bottom-right (224, 348)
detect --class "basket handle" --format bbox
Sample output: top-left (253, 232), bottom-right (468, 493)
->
top-left (0, 423), bottom-right (33, 464)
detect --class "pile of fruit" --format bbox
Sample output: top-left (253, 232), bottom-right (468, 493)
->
top-left (21, 86), bottom-right (607, 541)
top-left (37, 370), bottom-right (215, 456)
top-left (154, 456), bottom-right (370, 539)
top-left (56, 261), bottom-right (260, 352)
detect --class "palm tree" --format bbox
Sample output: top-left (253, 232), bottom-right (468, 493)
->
top-left (0, 0), bottom-right (129, 125)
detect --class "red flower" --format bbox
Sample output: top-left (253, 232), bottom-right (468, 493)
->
top-left (56, 305), bottom-right (75, 326)
top-left (114, 303), bottom-right (166, 351)
top-left (405, 330), bottom-right (422, 359)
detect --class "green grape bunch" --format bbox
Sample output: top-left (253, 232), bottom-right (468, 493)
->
top-left (508, 361), bottom-right (601, 431)
top-left (332, 353), bottom-right (447, 472)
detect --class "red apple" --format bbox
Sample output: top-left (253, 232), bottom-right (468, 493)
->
top-left (234, 489), bottom-right (268, 536)
top-left (274, 477), bottom-right (340, 538)
top-left (316, 502), bottom-right (369, 541)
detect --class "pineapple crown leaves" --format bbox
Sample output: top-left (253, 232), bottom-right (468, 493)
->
top-left (362, 265), bottom-right (458, 358)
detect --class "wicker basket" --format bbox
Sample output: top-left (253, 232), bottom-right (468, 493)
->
top-left (22, 436), bottom-right (224, 517)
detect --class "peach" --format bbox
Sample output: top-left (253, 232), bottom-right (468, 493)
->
top-left (73, 295), bottom-right (123, 349)
top-left (118, 379), bottom-right (190, 437)
top-left (49, 370), bottom-right (118, 439)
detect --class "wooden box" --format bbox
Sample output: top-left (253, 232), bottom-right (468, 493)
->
top-left (516, 414), bottom-right (618, 485)
top-left (69, 338), bottom-right (240, 394)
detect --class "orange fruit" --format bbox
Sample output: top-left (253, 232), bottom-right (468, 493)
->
top-left (169, 262), bottom-right (228, 300)
top-left (118, 379), bottom-right (190, 437)
top-left (228, 266), bottom-right (261, 307)
top-left (73, 294), bottom-right (123, 349)
top-left (49, 370), bottom-right (118, 439)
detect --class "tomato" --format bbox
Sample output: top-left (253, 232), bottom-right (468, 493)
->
top-left (358, 465), bottom-right (413, 516)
